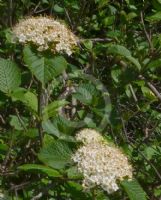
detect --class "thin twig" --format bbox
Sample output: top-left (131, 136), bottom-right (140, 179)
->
top-left (139, 75), bottom-right (161, 102)
top-left (34, 7), bottom-right (49, 14)
top-left (0, 114), bottom-right (5, 124)
top-left (33, 2), bottom-right (41, 13)
top-left (64, 8), bottom-right (74, 30)
top-left (120, 117), bottom-right (129, 143)
top-left (140, 11), bottom-right (153, 51)
top-left (10, 181), bottom-right (31, 191)
top-left (129, 84), bottom-right (138, 103)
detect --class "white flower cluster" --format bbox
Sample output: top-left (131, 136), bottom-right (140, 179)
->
top-left (75, 128), bottom-right (104, 144)
top-left (72, 129), bottom-right (133, 194)
top-left (12, 16), bottom-right (77, 55)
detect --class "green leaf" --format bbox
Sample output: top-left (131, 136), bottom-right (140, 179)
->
top-left (141, 86), bottom-right (157, 100)
top-left (23, 91), bottom-right (38, 111)
top-left (111, 67), bottom-right (122, 83)
top-left (53, 4), bottom-right (64, 13)
top-left (66, 166), bottom-right (82, 179)
top-left (18, 164), bottom-right (62, 178)
top-left (121, 180), bottom-right (148, 200)
top-left (152, 0), bottom-right (161, 11)
top-left (83, 40), bottom-right (93, 50)
top-left (23, 46), bottom-right (67, 84)
top-left (10, 88), bottom-right (38, 112)
top-left (73, 83), bottom-right (98, 105)
top-left (38, 136), bottom-right (72, 169)
top-left (65, 181), bottom-right (90, 200)
top-left (42, 117), bottom-right (76, 142)
top-left (0, 58), bottom-right (21, 94)
top-left (108, 45), bottom-right (141, 70)
top-left (24, 128), bottom-right (38, 138)
top-left (42, 120), bottom-right (60, 137)
top-left (10, 115), bottom-right (28, 130)
top-left (108, 44), bottom-right (131, 56)
top-left (0, 143), bottom-right (8, 154)
top-left (146, 11), bottom-right (161, 22)
top-left (147, 59), bottom-right (161, 71)
top-left (42, 100), bottom-right (68, 120)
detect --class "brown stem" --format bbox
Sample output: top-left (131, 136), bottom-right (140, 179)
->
top-left (140, 11), bottom-right (153, 52)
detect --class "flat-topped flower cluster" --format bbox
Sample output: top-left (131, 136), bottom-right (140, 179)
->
top-left (12, 16), bottom-right (77, 55)
top-left (72, 129), bottom-right (133, 194)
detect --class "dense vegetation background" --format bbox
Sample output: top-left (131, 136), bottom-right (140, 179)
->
top-left (0, 0), bottom-right (161, 199)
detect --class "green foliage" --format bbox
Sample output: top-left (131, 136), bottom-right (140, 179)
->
top-left (0, 0), bottom-right (161, 199)
top-left (42, 100), bottom-right (68, 120)
top-left (107, 45), bottom-right (141, 70)
top-left (121, 180), bottom-right (148, 200)
top-left (19, 164), bottom-right (62, 178)
top-left (10, 87), bottom-right (38, 112)
top-left (0, 58), bottom-right (21, 94)
top-left (38, 135), bottom-right (73, 169)
top-left (23, 46), bottom-right (67, 84)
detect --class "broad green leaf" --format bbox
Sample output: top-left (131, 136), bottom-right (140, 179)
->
top-left (152, 0), bottom-right (161, 10)
top-left (108, 44), bottom-right (131, 56)
top-left (18, 164), bottom-right (62, 178)
top-left (10, 88), bottom-right (38, 112)
top-left (42, 100), bottom-right (68, 120)
top-left (127, 12), bottom-right (137, 21)
top-left (23, 46), bottom-right (67, 84)
top-left (111, 67), bottom-right (122, 83)
top-left (147, 59), bottom-right (161, 71)
top-left (65, 181), bottom-right (90, 200)
top-left (52, 115), bottom-right (76, 135)
top-left (141, 86), bottom-right (157, 100)
top-left (108, 45), bottom-right (141, 70)
top-left (24, 128), bottom-right (38, 138)
top-left (23, 91), bottom-right (38, 111)
top-left (73, 83), bottom-right (98, 105)
top-left (53, 4), bottom-right (64, 13)
top-left (83, 40), bottom-right (93, 50)
top-left (66, 166), bottom-right (82, 179)
top-left (121, 180), bottom-right (147, 200)
top-left (38, 136), bottom-right (72, 169)
top-left (126, 56), bottom-right (141, 70)
top-left (103, 16), bottom-right (115, 26)
top-left (146, 11), bottom-right (161, 22)
top-left (42, 120), bottom-right (60, 137)
top-left (0, 58), bottom-right (21, 94)
top-left (144, 146), bottom-right (157, 160)
top-left (42, 118), bottom-right (76, 142)
top-left (9, 115), bottom-right (28, 130)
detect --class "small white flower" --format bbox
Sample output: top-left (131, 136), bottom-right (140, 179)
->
top-left (12, 16), bottom-right (77, 55)
top-left (19, 34), bottom-right (26, 43)
top-left (72, 129), bottom-right (133, 194)
top-left (75, 128), bottom-right (104, 144)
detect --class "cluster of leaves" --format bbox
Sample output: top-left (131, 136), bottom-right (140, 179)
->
top-left (0, 0), bottom-right (161, 199)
